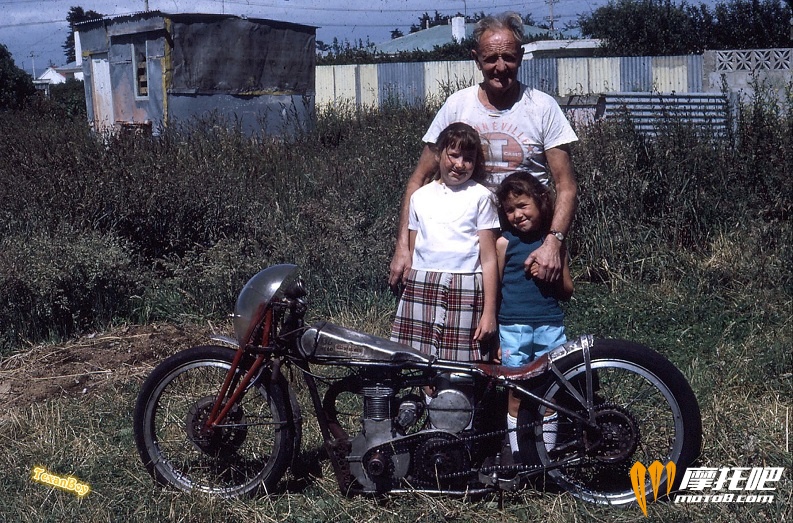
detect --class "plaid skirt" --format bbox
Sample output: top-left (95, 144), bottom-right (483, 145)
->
top-left (391, 269), bottom-right (491, 362)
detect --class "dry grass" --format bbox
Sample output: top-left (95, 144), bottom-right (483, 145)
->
top-left (0, 320), bottom-right (789, 522)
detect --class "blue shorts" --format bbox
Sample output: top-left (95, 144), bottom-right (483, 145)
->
top-left (499, 323), bottom-right (567, 368)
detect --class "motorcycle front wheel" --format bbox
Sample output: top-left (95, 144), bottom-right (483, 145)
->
top-left (518, 338), bottom-right (702, 506)
top-left (134, 345), bottom-right (296, 497)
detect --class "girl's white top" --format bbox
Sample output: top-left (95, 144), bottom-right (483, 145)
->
top-left (408, 179), bottom-right (499, 273)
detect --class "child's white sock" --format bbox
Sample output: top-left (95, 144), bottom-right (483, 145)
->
top-left (507, 414), bottom-right (519, 454)
top-left (543, 411), bottom-right (558, 452)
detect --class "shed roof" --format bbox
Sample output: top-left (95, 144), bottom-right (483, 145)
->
top-left (522, 39), bottom-right (603, 59)
top-left (374, 22), bottom-right (572, 54)
top-left (77, 10), bottom-right (316, 33)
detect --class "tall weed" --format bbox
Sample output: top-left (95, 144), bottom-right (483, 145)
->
top-left (0, 85), bottom-right (789, 364)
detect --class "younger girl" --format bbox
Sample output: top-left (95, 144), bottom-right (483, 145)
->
top-left (390, 122), bottom-right (500, 362)
top-left (495, 171), bottom-right (574, 457)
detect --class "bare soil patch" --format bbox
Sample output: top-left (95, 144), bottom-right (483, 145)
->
top-left (0, 323), bottom-right (214, 412)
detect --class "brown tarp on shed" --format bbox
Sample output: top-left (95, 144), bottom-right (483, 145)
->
top-left (169, 15), bottom-right (315, 95)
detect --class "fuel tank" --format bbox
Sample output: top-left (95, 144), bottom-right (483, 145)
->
top-left (300, 321), bottom-right (434, 364)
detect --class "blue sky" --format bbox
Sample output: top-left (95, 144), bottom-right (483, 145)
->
top-left (0, 0), bottom-right (614, 76)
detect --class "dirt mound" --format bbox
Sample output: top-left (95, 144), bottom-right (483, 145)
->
top-left (0, 323), bottom-right (218, 412)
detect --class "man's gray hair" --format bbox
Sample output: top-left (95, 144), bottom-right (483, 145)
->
top-left (473, 12), bottom-right (525, 50)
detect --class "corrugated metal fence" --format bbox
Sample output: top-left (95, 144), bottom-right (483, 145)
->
top-left (316, 54), bottom-right (734, 135)
top-left (316, 55), bottom-right (706, 106)
top-left (597, 92), bottom-right (731, 135)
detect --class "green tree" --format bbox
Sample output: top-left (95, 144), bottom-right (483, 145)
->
top-left (409, 11), bottom-right (451, 33)
top-left (63, 6), bottom-right (103, 63)
top-left (49, 78), bottom-right (87, 118)
top-left (708, 0), bottom-right (791, 49)
top-left (579, 0), bottom-right (792, 55)
top-left (0, 44), bottom-right (36, 109)
top-left (578, 0), bottom-right (703, 55)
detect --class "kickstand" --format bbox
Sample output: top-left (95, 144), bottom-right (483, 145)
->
top-left (498, 488), bottom-right (504, 510)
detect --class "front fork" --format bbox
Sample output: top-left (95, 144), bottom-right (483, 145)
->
top-left (202, 309), bottom-right (273, 432)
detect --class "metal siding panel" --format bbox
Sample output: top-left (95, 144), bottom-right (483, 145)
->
top-left (652, 56), bottom-right (688, 93)
top-left (315, 66), bottom-right (336, 106)
top-left (601, 92), bottom-right (729, 136)
top-left (357, 64), bottom-right (379, 107)
top-left (687, 55), bottom-right (703, 92)
top-left (147, 37), bottom-right (165, 127)
top-left (377, 62), bottom-right (425, 106)
top-left (169, 17), bottom-right (315, 94)
top-left (558, 58), bottom-right (589, 95)
top-left (333, 64), bottom-right (358, 103)
top-left (444, 60), bottom-right (479, 90)
top-left (90, 54), bottom-right (114, 129)
top-left (423, 61), bottom-right (446, 101)
top-left (519, 58), bottom-right (558, 95)
top-left (79, 26), bottom-right (110, 54)
top-left (620, 56), bottom-right (653, 92)
top-left (588, 57), bottom-right (621, 93)
top-left (168, 93), bottom-right (314, 136)
top-left (108, 39), bottom-right (135, 124)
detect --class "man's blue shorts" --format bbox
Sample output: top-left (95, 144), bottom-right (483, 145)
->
top-left (499, 323), bottom-right (567, 368)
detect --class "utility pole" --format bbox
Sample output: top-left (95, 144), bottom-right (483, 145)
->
top-left (29, 51), bottom-right (37, 78)
top-left (545, 0), bottom-right (559, 32)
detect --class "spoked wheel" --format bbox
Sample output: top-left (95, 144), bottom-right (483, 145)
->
top-left (518, 339), bottom-right (702, 505)
top-left (133, 345), bottom-right (297, 497)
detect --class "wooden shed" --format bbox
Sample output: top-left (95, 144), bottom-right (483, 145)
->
top-left (77, 11), bottom-right (315, 136)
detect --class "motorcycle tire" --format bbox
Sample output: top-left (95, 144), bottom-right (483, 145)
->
top-left (134, 345), bottom-right (296, 498)
top-left (517, 338), bottom-right (702, 506)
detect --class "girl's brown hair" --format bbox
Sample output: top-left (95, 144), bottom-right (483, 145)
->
top-left (435, 122), bottom-right (488, 183)
top-left (495, 171), bottom-right (554, 233)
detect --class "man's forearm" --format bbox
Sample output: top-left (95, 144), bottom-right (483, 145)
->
top-left (546, 144), bottom-right (578, 237)
top-left (550, 182), bottom-right (577, 237)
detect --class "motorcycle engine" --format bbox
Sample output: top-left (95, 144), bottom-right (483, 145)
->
top-left (427, 388), bottom-right (474, 433)
top-left (347, 375), bottom-right (475, 493)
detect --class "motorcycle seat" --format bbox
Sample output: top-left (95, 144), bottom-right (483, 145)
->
top-left (475, 353), bottom-right (549, 380)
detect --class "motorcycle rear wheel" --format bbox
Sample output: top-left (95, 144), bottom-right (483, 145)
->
top-left (518, 338), bottom-right (702, 506)
top-left (134, 345), bottom-right (295, 497)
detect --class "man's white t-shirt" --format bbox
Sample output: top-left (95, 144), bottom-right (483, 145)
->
top-left (422, 85), bottom-right (579, 189)
top-left (409, 179), bottom-right (499, 273)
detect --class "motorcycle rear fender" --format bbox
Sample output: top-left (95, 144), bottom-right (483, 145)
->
top-left (299, 321), bottom-right (435, 364)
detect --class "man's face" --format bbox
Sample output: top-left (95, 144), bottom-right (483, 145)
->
top-left (472, 29), bottom-right (523, 97)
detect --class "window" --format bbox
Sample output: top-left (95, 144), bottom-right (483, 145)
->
top-left (133, 42), bottom-right (148, 98)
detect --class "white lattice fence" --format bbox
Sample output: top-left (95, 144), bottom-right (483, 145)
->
top-left (716, 49), bottom-right (792, 71)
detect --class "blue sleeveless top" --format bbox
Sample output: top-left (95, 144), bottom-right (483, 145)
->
top-left (498, 230), bottom-right (564, 325)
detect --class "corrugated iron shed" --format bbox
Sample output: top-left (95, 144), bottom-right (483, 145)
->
top-left (77, 11), bottom-right (316, 136)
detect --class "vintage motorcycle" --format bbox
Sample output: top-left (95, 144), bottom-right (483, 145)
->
top-left (133, 264), bottom-right (702, 505)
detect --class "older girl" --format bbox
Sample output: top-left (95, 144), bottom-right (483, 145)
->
top-left (390, 122), bottom-right (500, 362)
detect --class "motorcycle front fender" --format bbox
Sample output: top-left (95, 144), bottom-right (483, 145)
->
top-left (209, 334), bottom-right (239, 348)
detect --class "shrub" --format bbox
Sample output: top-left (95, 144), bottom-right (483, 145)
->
top-left (0, 228), bottom-right (142, 352)
top-left (0, 85), bottom-right (789, 362)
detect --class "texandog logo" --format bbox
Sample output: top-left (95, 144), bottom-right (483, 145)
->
top-left (630, 460), bottom-right (676, 516)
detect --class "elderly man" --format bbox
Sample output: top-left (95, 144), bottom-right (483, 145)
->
top-left (389, 12), bottom-right (578, 290)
